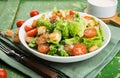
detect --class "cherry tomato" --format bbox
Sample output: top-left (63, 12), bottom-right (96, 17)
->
top-left (72, 44), bottom-right (87, 56)
top-left (26, 28), bottom-right (37, 37)
top-left (16, 19), bottom-right (25, 28)
top-left (69, 10), bottom-right (75, 16)
top-left (84, 28), bottom-right (97, 38)
top-left (38, 44), bottom-right (50, 54)
top-left (24, 25), bottom-right (33, 32)
top-left (30, 10), bottom-right (39, 17)
top-left (0, 68), bottom-right (7, 78)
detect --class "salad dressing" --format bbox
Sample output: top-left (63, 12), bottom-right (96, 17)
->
top-left (89, 0), bottom-right (116, 7)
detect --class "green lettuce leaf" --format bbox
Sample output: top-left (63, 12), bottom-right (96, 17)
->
top-left (83, 37), bottom-right (103, 48)
top-left (47, 44), bottom-right (58, 56)
top-left (48, 44), bottom-right (69, 56)
top-left (28, 38), bottom-right (37, 48)
top-left (68, 17), bottom-right (87, 37)
top-left (54, 20), bottom-right (69, 39)
top-left (65, 36), bottom-right (82, 45)
top-left (37, 18), bottom-right (53, 32)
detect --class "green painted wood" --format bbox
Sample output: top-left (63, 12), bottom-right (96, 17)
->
top-left (0, 0), bottom-right (20, 31)
top-left (0, 0), bottom-right (120, 78)
top-left (0, 0), bottom-right (7, 16)
top-left (12, 0), bottom-right (87, 30)
top-left (0, 0), bottom-right (25, 78)
top-left (97, 51), bottom-right (120, 78)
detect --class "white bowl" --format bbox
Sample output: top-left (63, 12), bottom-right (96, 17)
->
top-left (19, 12), bottom-right (111, 63)
top-left (87, 0), bottom-right (118, 18)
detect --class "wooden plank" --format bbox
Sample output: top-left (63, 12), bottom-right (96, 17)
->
top-left (97, 50), bottom-right (120, 78)
top-left (0, 0), bottom-right (7, 16)
top-left (0, 0), bottom-right (20, 31)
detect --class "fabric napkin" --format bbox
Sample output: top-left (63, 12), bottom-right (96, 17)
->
top-left (0, 48), bottom-right (42, 78)
top-left (0, 25), bottom-right (120, 78)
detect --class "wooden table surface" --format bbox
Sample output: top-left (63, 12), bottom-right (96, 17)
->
top-left (0, 0), bottom-right (120, 78)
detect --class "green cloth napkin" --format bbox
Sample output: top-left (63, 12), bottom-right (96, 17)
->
top-left (0, 49), bottom-right (41, 78)
top-left (0, 25), bottom-right (120, 78)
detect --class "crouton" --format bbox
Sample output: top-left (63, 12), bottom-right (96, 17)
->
top-left (32, 20), bottom-right (37, 28)
top-left (13, 34), bottom-right (20, 43)
top-left (4, 29), bottom-right (13, 37)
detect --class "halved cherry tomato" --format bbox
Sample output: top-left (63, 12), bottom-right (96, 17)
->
top-left (24, 25), bottom-right (33, 32)
top-left (72, 44), bottom-right (86, 56)
top-left (30, 10), bottom-right (39, 17)
top-left (26, 28), bottom-right (37, 37)
top-left (38, 44), bottom-right (50, 54)
top-left (16, 19), bottom-right (25, 28)
top-left (69, 10), bottom-right (75, 16)
top-left (84, 28), bottom-right (97, 38)
top-left (0, 68), bottom-right (7, 78)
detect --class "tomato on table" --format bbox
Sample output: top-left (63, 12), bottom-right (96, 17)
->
top-left (26, 28), bottom-right (37, 37)
top-left (16, 19), bottom-right (25, 28)
top-left (38, 44), bottom-right (50, 54)
top-left (84, 28), bottom-right (97, 38)
top-left (30, 10), bottom-right (39, 17)
top-left (72, 44), bottom-right (87, 56)
top-left (0, 68), bottom-right (7, 78)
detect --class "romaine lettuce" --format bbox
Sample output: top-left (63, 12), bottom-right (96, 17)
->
top-left (83, 37), bottom-right (103, 48)
top-left (28, 38), bottom-right (37, 48)
top-left (37, 18), bottom-right (53, 32)
top-left (48, 44), bottom-right (69, 56)
top-left (65, 36), bottom-right (82, 45)
top-left (68, 17), bottom-right (87, 37)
